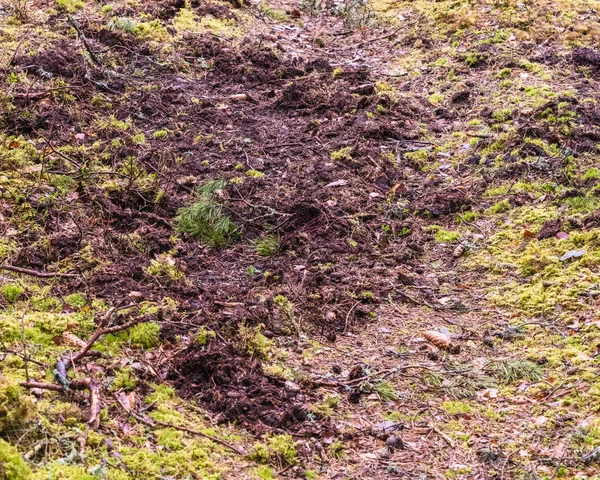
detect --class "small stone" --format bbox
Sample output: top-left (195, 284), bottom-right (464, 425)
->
top-left (386, 435), bottom-right (404, 451)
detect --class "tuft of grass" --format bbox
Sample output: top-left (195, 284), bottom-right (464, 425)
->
top-left (253, 235), bottom-right (280, 256)
top-left (487, 359), bottom-right (543, 384)
top-left (374, 381), bottom-right (399, 402)
top-left (175, 179), bottom-right (235, 249)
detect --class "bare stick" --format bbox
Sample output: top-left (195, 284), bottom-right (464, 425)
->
top-left (70, 305), bottom-right (138, 363)
top-left (0, 264), bottom-right (79, 278)
top-left (21, 378), bottom-right (101, 428)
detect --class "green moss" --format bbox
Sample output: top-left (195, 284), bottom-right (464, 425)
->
top-left (0, 385), bottom-right (34, 435)
top-left (153, 130), bottom-right (168, 140)
top-left (310, 394), bottom-right (340, 418)
top-left (441, 401), bottom-right (472, 415)
top-left (157, 428), bottom-right (184, 451)
top-left (147, 253), bottom-right (185, 281)
top-left (56, 0), bottom-right (83, 12)
top-left (330, 146), bottom-right (352, 161)
top-left (249, 434), bottom-right (298, 466)
top-left (196, 327), bottom-right (216, 346)
top-left (2, 284), bottom-right (23, 304)
top-left (428, 93), bottom-right (445, 105)
top-left (246, 169), bottom-right (264, 178)
top-left (486, 199), bottom-right (511, 214)
top-left (255, 465), bottom-right (276, 479)
top-left (134, 20), bottom-right (171, 42)
top-left (0, 440), bottom-right (31, 479)
top-left (262, 7), bottom-right (289, 21)
top-left (64, 293), bottom-right (86, 310)
top-left (145, 383), bottom-right (175, 404)
top-left (125, 321), bottom-right (160, 349)
top-left (240, 325), bottom-right (273, 360)
top-left (111, 368), bottom-right (138, 391)
top-left (427, 225), bottom-right (461, 243)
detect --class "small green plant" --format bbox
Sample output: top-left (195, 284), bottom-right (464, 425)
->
top-left (2, 284), bottom-right (23, 304)
top-left (375, 381), bottom-right (399, 402)
top-left (253, 235), bottom-right (280, 257)
top-left (196, 326), bottom-right (216, 346)
top-left (330, 146), bottom-right (352, 161)
top-left (175, 179), bottom-right (235, 249)
top-left (153, 130), bottom-right (168, 140)
top-left (246, 265), bottom-right (258, 276)
top-left (487, 359), bottom-right (542, 384)
top-left (332, 67), bottom-right (343, 79)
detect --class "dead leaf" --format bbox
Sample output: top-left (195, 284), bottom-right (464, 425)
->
top-left (523, 229), bottom-right (535, 238)
top-left (325, 179), bottom-right (348, 188)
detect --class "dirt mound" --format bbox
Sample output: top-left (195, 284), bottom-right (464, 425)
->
top-left (168, 344), bottom-right (312, 433)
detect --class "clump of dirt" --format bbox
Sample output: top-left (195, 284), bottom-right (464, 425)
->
top-left (537, 219), bottom-right (562, 239)
top-left (411, 190), bottom-right (473, 216)
top-left (168, 344), bottom-right (312, 433)
top-left (24, 41), bottom-right (85, 80)
top-left (573, 47), bottom-right (600, 73)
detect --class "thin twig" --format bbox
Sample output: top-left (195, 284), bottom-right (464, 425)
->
top-left (343, 301), bottom-right (360, 334)
top-left (0, 264), bottom-right (79, 278)
top-left (70, 304), bottom-right (138, 363)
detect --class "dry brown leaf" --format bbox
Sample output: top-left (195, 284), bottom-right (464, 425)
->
top-left (61, 331), bottom-right (87, 348)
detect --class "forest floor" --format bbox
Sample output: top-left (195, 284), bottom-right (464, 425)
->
top-left (2, 0), bottom-right (600, 478)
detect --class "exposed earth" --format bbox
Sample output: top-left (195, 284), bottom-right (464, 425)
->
top-left (2, 0), bottom-right (600, 478)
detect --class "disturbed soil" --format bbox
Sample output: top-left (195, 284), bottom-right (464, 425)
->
top-left (4, 0), bottom-right (600, 478)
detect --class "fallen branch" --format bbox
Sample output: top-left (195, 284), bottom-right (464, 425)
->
top-left (70, 304), bottom-right (138, 364)
top-left (21, 378), bottom-right (100, 428)
top-left (0, 264), bottom-right (79, 278)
